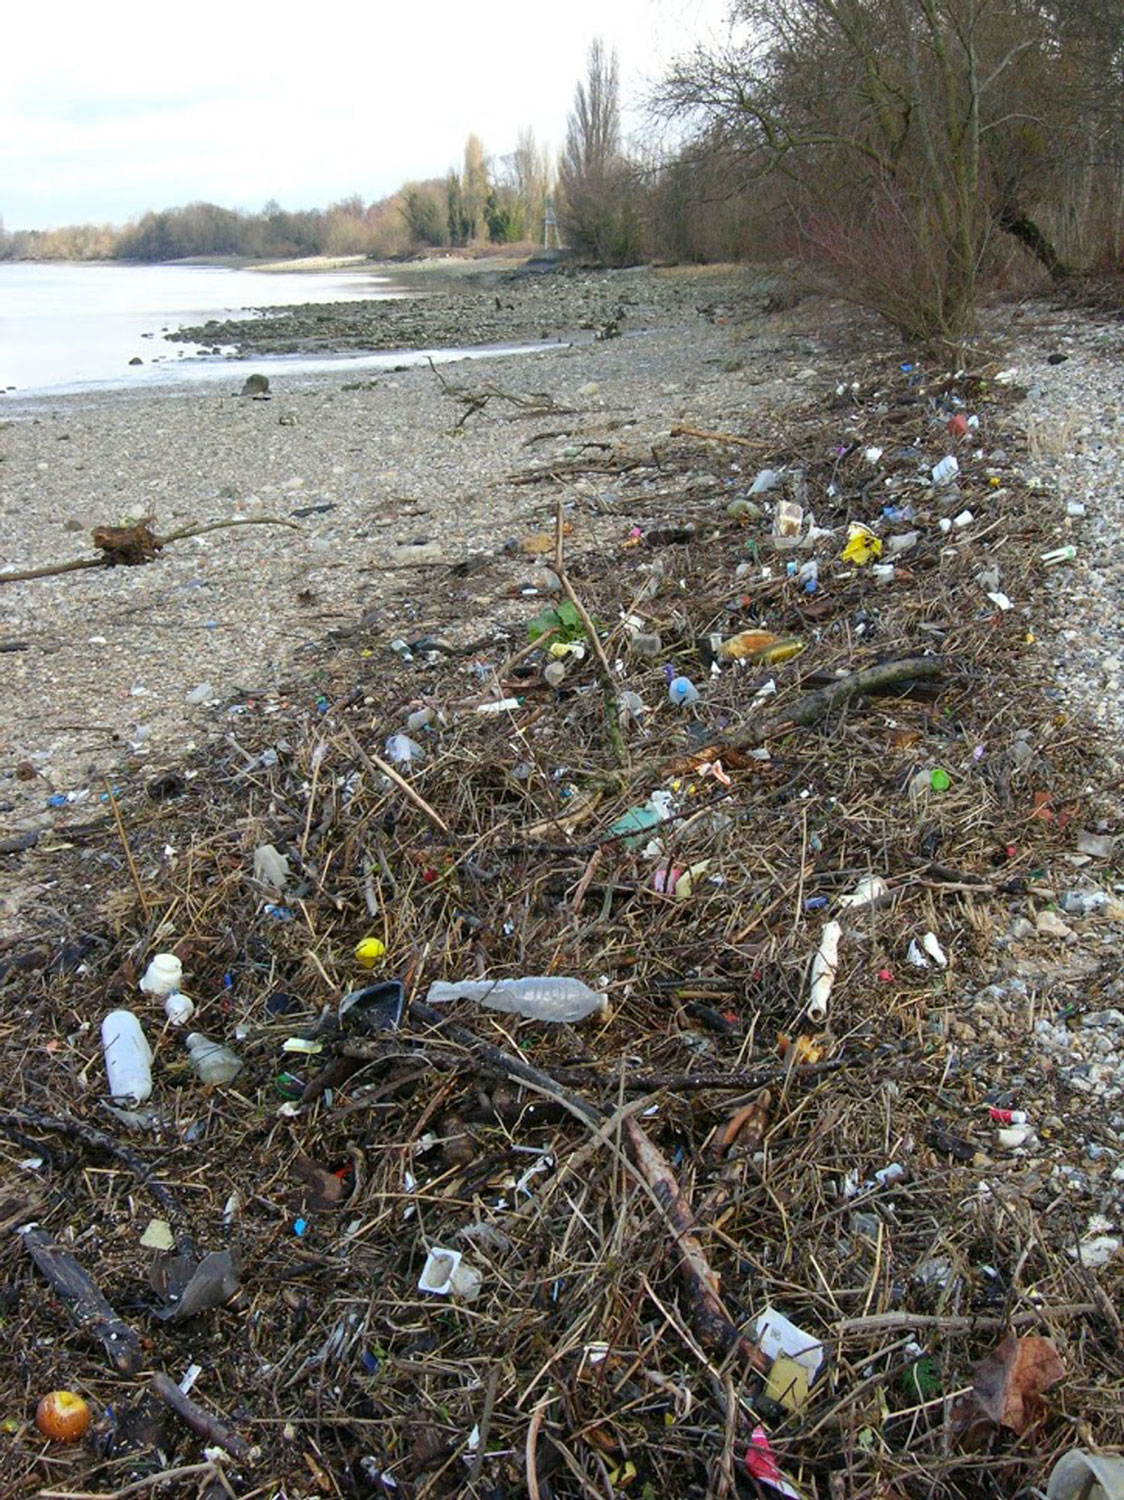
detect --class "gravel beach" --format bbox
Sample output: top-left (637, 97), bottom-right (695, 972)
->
top-left (0, 264), bottom-right (823, 924)
top-left (2, 266), bottom-right (1121, 932)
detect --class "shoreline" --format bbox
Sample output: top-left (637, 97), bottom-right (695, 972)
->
top-left (0, 268), bottom-right (818, 934)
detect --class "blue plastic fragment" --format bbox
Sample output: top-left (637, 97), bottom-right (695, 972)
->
top-left (294, 1217), bottom-right (308, 1237)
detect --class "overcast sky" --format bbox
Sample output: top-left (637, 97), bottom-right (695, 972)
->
top-left (1, 0), bottom-right (732, 231)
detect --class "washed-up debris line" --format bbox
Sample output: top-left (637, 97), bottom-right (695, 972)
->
top-left (1, 350), bottom-right (1121, 1499)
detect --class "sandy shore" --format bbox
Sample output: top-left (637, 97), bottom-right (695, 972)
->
top-left (0, 265), bottom-right (834, 930)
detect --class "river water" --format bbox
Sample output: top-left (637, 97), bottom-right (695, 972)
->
top-left (0, 262), bottom-right (543, 400)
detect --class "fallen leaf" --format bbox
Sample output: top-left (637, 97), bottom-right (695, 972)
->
top-left (953, 1332), bottom-right (1065, 1444)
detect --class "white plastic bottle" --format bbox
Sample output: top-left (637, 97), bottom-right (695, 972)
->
top-left (425, 976), bottom-right (607, 1023)
top-left (102, 1010), bottom-right (153, 1105)
top-left (164, 991), bottom-right (194, 1027)
top-left (140, 953), bottom-right (183, 996)
top-left (185, 1033), bottom-right (243, 1085)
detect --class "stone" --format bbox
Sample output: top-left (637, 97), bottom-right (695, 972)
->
top-left (1036, 909), bottom-right (1073, 940)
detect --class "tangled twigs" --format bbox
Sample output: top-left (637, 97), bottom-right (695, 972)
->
top-left (554, 497), bottom-right (627, 769)
top-left (428, 355), bottom-right (571, 427)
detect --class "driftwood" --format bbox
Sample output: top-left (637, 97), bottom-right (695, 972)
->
top-left (759, 654), bottom-right (944, 738)
top-left (0, 1108), bottom-right (192, 1251)
top-left (671, 424), bottom-right (770, 449)
top-left (20, 1226), bottom-right (142, 1374)
top-left (0, 516), bottom-right (302, 586)
top-left (625, 1117), bottom-right (771, 1374)
top-left (150, 1372), bottom-right (253, 1463)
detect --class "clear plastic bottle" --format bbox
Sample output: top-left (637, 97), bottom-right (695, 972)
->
top-left (185, 1032), bottom-right (243, 1085)
top-left (426, 977), bottom-right (607, 1023)
top-left (102, 1010), bottom-right (153, 1105)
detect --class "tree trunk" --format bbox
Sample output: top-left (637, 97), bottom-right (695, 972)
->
top-left (996, 199), bottom-right (1072, 280)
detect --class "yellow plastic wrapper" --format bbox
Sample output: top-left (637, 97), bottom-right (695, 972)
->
top-left (841, 523), bottom-right (883, 565)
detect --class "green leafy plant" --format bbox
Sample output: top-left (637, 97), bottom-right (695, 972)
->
top-left (528, 598), bottom-right (586, 644)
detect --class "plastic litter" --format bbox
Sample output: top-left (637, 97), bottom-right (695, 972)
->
top-left (772, 499), bottom-right (803, 549)
top-left (339, 981), bottom-right (406, 1033)
top-left (140, 953), bottom-right (183, 997)
top-left (611, 792), bottom-right (674, 849)
top-left (884, 530), bottom-right (918, 557)
top-left (476, 697), bottom-right (522, 714)
top-left (907, 931), bottom-right (948, 968)
top-left (841, 523), bottom-right (882, 565)
top-left (837, 876), bottom-right (887, 910)
top-left (754, 1307), bottom-right (825, 1379)
top-left (717, 629), bottom-right (804, 665)
top-left (102, 1010), bottom-right (153, 1106)
top-left (668, 675), bottom-right (699, 708)
top-left (253, 843), bottom-right (291, 891)
top-left (384, 733), bottom-right (424, 765)
top-left (164, 991), bottom-right (194, 1026)
top-left (745, 1426), bottom-right (800, 1498)
top-left (807, 921), bottom-right (841, 1023)
top-left (417, 1246), bottom-right (482, 1300)
top-left (749, 468), bottom-right (782, 495)
top-left (1042, 545), bottom-right (1077, 567)
top-left (355, 937), bottom-right (387, 967)
top-left (1047, 1449), bottom-right (1124, 1500)
top-left (932, 455), bottom-right (960, 485)
top-left (185, 1033), bottom-right (243, 1086)
top-left (425, 975), bottom-right (607, 1023)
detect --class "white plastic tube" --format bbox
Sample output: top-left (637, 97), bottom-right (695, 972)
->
top-left (807, 921), bottom-right (842, 1023)
top-left (102, 1009), bottom-right (153, 1105)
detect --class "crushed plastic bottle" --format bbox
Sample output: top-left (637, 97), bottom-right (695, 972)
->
top-left (426, 976), bottom-right (608, 1023)
top-left (716, 630), bottom-right (804, 665)
top-left (185, 1033), bottom-right (243, 1085)
top-left (102, 1010), bottom-right (153, 1105)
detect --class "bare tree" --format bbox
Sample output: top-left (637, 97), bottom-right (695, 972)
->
top-left (658, 0), bottom-right (1121, 346)
top-left (559, 39), bottom-right (643, 263)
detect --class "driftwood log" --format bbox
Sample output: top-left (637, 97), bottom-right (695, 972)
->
top-left (20, 1226), bottom-right (142, 1374)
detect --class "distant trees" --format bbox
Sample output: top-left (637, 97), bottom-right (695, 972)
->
top-left (557, 40), bottom-right (643, 263)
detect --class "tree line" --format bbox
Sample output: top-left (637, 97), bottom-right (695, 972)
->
top-left (3, 5), bottom-right (1121, 349)
top-left (0, 129), bottom-right (553, 265)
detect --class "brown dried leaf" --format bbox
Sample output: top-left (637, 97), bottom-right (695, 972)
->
top-left (958, 1332), bottom-right (1065, 1439)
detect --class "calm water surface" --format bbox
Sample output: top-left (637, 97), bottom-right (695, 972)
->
top-left (0, 262), bottom-right (518, 399)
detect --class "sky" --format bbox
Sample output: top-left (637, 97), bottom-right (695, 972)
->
top-left (1, 0), bottom-right (733, 232)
